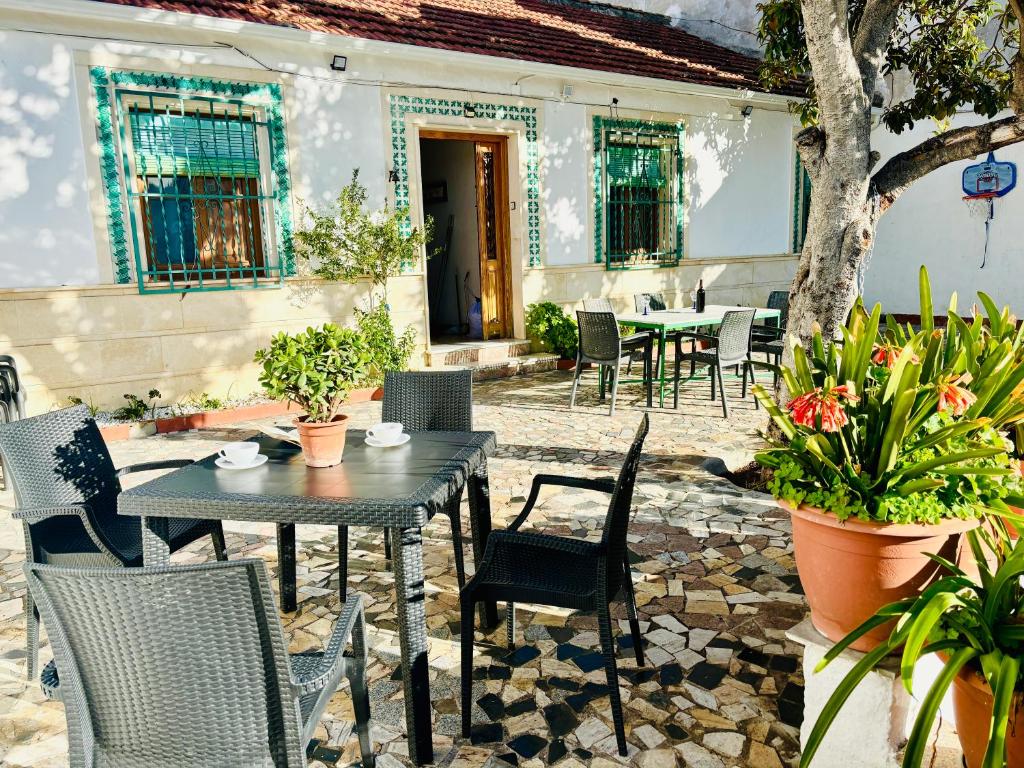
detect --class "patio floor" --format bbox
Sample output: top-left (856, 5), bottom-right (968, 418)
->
top-left (0, 370), bottom-right (956, 767)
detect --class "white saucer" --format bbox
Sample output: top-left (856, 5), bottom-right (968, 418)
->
top-left (365, 433), bottom-right (411, 448)
top-left (215, 454), bottom-right (269, 470)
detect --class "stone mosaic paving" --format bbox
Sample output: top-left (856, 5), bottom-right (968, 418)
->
top-left (0, 370), bottom-right (849, 767)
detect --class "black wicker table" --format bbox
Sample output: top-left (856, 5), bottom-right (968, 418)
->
top-left (118, 429), bottom-right (498, 765)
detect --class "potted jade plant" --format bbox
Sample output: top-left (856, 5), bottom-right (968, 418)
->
top-left (754, 268), bottom-right (1024, 650)
top-left (254, 323), bottom-right (370, 467)
top-left (802, 520), bottom-right (1024, 768)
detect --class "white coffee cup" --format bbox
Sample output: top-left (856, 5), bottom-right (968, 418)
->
top-left (219, 441), bottom-right (260, 465)
top-left (368, 422), bottom-right (403, 442)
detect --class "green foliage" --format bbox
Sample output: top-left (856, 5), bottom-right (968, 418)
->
top-left (65, 395), bottom-right (101, 418)
top-left (354, 305), bottom-right (417, 387)
top-left (293, 169), bottom-right (434, 306)
top-left (182, 391), bottom-right (225, 412)
top-left (802, 520), bottom-right (1024, 768)
top-left (755, 266), bottom-right (1024, 524)
top-left (525, 302), bottom-right (578, 360)
top-left (757, 0), bottom-right (1020, 132)
top-left (112, 389), bottom-right (161, 422)
top-left (253, 324), bottom-right (371, 423)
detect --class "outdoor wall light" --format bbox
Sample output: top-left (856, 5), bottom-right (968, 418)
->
top-left (388, 169), bottom-right (400, 183)
top-left (463, 102), bottom-right (477, 118)
top-left (330, 55), bottom-right (348, 72)
top-left (741, 105), bottom-right (753, 117)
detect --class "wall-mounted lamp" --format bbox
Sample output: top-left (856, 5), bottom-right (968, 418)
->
top-left (388, 169), bottom-right (400, 183)
top-left (463, 102), bottom-right (476, 118)
top-left (561, 83), bottom-right (574, 100)
top-left (741, 105), bottom-right (753, 118)
top-left (330, 54), bottom-right (348, 72)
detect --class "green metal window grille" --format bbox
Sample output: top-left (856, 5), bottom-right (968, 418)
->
top-left (792, 153), bottom-right (812, 252)
top-left (91, 69), bottom-right (294, 293)
top-left (593, 117), bottom-right (683, 270)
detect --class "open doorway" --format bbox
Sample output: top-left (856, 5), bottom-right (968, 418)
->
top-left (419, 132), bottom-right (512, 342)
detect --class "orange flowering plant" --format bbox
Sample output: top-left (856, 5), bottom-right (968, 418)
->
top-left (753, 267), bottom-right (1024, 525)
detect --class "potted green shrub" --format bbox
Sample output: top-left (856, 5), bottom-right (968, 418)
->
top-left (802, 521), bottom-right (1024, 768)
top-left (525, 302), bottom-right (578, 366)
top-left (754, 269), bottom-right (1024, 650)
top-left (254, 324), bottom-right (370, 467)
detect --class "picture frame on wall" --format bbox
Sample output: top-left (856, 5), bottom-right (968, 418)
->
top-left (424, 180), bottom-right (448, 204)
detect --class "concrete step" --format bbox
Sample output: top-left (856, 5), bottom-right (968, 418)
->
top-left (425, 338), bottom-right (533, 368)
top-left (428, 352), bottom-right (561, 381)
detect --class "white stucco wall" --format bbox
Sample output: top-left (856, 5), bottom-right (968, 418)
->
top-left (0, 0), bottom-right (801, 291)
top-left (0, 30), bottom-right (99, 287)
top-left (865, 111), bottom-right (1024, 314)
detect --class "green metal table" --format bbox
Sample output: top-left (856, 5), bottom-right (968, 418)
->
top-left (617, 304), bottom-right (783, 407)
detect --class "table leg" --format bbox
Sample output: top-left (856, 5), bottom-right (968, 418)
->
top-left (140, 517), bottom-right (171, 566)
top-left (390, 526), bottom-right (433, 765)
top-left (658, 329), bottom-right (667, 408)
top-left (277, 522), bottom-right (297, 613)
top-left (467, 464), bottom-right (499, 629)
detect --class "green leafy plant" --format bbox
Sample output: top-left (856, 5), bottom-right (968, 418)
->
top-left (803, 520), bottom-right (1024, 768)
top-left (525, 302), bottom-right (578, 360)
top-left (354, 305), bottom-right (417, 387)
top-left (755, 267), bottom-right (1024, 524)
top-left (253, 324), bottom-right (371, 423)
top-left (111, 389), bottom-right (161, 422)
top-left (182, 391), bottom-right (225, 412)
top-left (65, 395), bottom-right (101, 418)
top-left (293, 169), bottom-right (434, 309)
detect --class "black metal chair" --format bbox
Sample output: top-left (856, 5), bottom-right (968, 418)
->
top-left (0, 404), bottom-right (227, 679)
top-left (25, 559), bottom-right (374, 767)
top-left (571, 311), bottom-right (652, 416)
top-left (460, 414), bottom-right (649, 756)
top-left (673, 309), bottom-right (757, 417)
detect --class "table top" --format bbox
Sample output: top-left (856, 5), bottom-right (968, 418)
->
top-left (616, 304), bottom-right (781, 330)
top-left (118, 430), bottom-right (496, 528)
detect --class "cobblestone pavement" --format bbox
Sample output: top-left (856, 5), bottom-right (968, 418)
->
top-left (0, 370), bottom-right (952, 768)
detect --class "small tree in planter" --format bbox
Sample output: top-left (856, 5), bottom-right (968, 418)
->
top-left (525, 302), bottom-right (578, 360)
top-left (754, 268), bottom-right (1024, 650)
top-left (254, 324), bottom-right (370, 467)
top-left (293, 170), bottom-right (431, 384)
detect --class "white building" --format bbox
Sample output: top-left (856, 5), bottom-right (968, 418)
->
top-left (0, 0), bottom-right (807, 412)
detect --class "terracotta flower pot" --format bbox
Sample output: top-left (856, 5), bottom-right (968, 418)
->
top-left (952, 662), bottom-right (1024, 768)
top-left (784, 501), bottom-right (979, 651)
top-left (293, 415), bottom-right (349, 468)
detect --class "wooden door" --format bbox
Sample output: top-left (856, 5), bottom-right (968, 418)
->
top-left (474, 140), bottom-right (511, 339)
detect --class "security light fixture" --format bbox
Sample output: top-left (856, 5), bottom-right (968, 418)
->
top-left (561, 83), bottom-right (574, 100)
top-left (330, 55), bottom-right (348, 72)
top-left (463, 102), bottom-right (476, 118)
top-left (741, 105), bottom-right (753, 118)
top-left (388, 169), bottom-right (400, 183)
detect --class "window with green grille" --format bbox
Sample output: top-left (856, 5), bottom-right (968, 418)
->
top-left (595, 119), bottom-right (683, 269)
top-left (792, 153), bottom-right (812, 252)
top-left (112, 89), bottom-right (285, 292)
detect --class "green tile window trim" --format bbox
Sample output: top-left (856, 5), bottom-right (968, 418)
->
top-left (90, 68), bottom-right (295, 290)
top-left (388, 94), bottom-right (540, 268)
top-left (593, 116), bottom-right (684, 269)
top-left (792, 152), bottom-right (812, 253)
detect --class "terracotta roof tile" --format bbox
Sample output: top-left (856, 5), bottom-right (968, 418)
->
top-left (88, 0), bottom-right (801, 96)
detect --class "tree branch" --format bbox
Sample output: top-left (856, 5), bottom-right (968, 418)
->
top-left (871, 113), bottom-right (1024, 207)
top-left (852, 0), bottom-right (902, 97)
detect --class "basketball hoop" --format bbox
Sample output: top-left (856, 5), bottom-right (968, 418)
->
top-left (963, 190), bottom-right (998, 220)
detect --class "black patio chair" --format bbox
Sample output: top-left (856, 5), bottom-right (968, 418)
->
top-left (0, 355), bottom-right (26, 422)
top-left (460, 414), bottom-right (650, 756)
top-left (25, 559), bottom-right (374, 767)
top-left (570, 311), bottom-right (652, 416)
top-left (0, 404), bottom-right (227, 679)
top-left (751, 290), bottom-right (789, 364)
top-left (673, 309), bottom-right (757, 417)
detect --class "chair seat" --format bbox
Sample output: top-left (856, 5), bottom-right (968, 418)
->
top-left (751, 338), bottom-right (784, 356)
top-left (678, 349), bottom-right (749, 368)
top-left (470, 531), bottom-right (604, 610)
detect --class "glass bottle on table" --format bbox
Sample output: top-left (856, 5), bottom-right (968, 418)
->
top-left (695, 280), bottom-right (706, 313)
